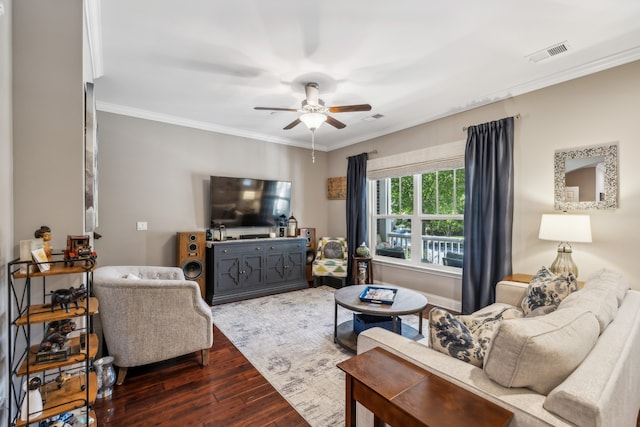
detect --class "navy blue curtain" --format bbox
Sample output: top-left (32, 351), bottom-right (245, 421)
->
top-left (462, 117), bottom-right (514, 314)
top-left (346, 153), bottom-right (368, 283)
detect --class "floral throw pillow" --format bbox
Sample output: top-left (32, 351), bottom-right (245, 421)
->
top-left (429, 308), bottom-right (483, 367)
top-left (459, 306), bottom-right (524, 353)
top-left (521, 266), bottom-right (579, 315)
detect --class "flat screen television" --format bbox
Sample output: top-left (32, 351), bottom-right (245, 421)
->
top-left (209, 176), bottom-right (291, 228)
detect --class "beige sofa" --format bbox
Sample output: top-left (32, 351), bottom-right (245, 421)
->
top-left (357, 270), bottom-right (640, 426)
top-left (93, 266), bottom-right (213, 384)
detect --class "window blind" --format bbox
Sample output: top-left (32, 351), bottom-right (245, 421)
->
top-left (367, 140), bottom-right (465, 179)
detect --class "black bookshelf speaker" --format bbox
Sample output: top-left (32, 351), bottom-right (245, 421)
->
top-left (177, 231), bottom-right (206, 298)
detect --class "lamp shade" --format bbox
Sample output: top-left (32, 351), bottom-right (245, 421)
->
top-left (299, 112), bottom-right (327, 130)
top-left (538, 214), bottom-right (592, 243)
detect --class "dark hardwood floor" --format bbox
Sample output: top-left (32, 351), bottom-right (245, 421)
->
top-left (93, 326), bottom-right (309, 427)
top-left (93, 303), bottom-right (447, 426)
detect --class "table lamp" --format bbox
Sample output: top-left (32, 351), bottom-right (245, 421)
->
top-left (538, 213), bottom-right (592, 277)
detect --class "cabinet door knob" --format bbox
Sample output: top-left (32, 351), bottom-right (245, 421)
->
top-left (222, 249), bottom-right (228, 253)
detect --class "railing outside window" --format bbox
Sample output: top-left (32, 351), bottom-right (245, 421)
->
top-left (377, 232), bottom-right (464, 267)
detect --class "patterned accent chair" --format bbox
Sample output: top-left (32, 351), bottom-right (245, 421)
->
top-left (312, 237), bottom-right (348, 287)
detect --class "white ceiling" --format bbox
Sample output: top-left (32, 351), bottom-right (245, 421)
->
top-left (94, 0), bottom-right (640, 151)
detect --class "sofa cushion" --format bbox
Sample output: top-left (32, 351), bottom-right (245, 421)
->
top-left (483, 307), bottom-right (600, 394)
top-left (520, 266), bottom-right (579, 315)
top-left (525, 305), bottom-right (556, 318)
top-left (429, 308), bottom-right (484, 367)
top-left (558, 286), bottom-right (618, 334)
top-left (585, 268), bottom-right (629, 306)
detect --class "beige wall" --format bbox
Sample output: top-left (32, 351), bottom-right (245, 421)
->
top-left (12, 0), bottom-right (84, 252)
top-left (328, 60), bottom-right (640, 307)
top-left (94, 112), bottom-right (328, 266)
top-left (0, 0), bottom-right (13, 414)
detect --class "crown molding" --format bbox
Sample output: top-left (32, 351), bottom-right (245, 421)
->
top-left (96, 101), bottom-right (331, 152)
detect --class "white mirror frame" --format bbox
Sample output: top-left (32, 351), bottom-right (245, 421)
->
top-left (554, 143), bottom-right (618, 210)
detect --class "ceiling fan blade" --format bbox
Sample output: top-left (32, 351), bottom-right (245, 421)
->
top-left (328, 104), bottom-right (372, 113)
top-left (254, 107), bottom-right (299, 112)
top-left (326, 115), bottom-right (346, 129)
top-left (283, 118), bottom-right (301, 130)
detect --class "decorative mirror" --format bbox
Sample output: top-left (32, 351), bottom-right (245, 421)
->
top-left (554, 143), bottom-right (618, 210)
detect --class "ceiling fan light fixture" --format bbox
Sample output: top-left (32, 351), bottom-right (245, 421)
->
top-left (299, 112), bottom-right (327, 131)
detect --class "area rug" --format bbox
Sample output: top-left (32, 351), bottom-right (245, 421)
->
top-left (212, 286), bottom-right (420, 426)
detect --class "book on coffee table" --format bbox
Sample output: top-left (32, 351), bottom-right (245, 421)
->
top-left (359, 286), bottom-right (397, 305)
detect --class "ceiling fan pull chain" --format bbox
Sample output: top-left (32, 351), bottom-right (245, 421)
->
top-left (311, 130), bottom-right (316, 163)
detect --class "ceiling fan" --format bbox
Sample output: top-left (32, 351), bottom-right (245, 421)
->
top-left (254, 82), bottom-right (372, 131)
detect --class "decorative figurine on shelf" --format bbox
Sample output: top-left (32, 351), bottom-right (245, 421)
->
top-left (45, 319), bottom-right (77, 336)
top-left (34, 225), bottom-right (53, 261)
top-left (356, 242), bottom-right (370, 257)
top-left (36, 319), bottom-right (77, 363)
top-left (38, 331), bottom-right (67, 353)
top-left (48, 284), bottom-right (87, 313)
top-left (63, 235), bottom-right (97, 266)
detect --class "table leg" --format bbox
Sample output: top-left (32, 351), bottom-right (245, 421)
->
top-left (334, 300), bottom-right (338, 343)
top-left (344, 373), bottom-right (356, 427)
top-left (418, 310), bottom-right (424, 335)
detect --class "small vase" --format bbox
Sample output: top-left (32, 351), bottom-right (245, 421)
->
top-left (20, 377), bottom-right (43, 421)
top-left (356, 242), bottom-right (370, 257)
top-left (94, 356), bottom-right (117, 399)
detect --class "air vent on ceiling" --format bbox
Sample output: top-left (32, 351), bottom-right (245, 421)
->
top-left (526, 41), bottom-right (570, 63)
top-left (363, 113), bottom-right (384, 122)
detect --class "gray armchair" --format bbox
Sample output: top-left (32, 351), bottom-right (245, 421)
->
top-left (93, 266), bottom-right (213, 384)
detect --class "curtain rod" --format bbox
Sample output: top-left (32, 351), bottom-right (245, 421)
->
top-left (346, 149), bottom-right (378, 159)
top-left (462, 113), bottom-right (521, 132)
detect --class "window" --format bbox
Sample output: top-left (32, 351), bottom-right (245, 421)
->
top-left (367, 141), bottom-right (466, 269)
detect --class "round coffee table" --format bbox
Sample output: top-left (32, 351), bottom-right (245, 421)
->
top-left (334, 285), bottom-right (428, 352)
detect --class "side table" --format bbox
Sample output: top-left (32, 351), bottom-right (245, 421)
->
top-left (337, 347), bottom-right (513, 427)
top-left (503, 273), bottom-right (584, 288)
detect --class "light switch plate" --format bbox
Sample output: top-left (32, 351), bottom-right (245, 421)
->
top-left (136, 221), bottom-right (148, 231)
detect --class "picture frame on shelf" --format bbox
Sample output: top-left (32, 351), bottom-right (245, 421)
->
top-left (31, 247), bottom-right (50, 272)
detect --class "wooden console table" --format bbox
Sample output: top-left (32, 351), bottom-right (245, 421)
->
top-left (337, 347), bottom-right (513, 427)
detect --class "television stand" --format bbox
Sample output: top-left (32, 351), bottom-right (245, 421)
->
top-left (206, 238), bottom-right (308, 304)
